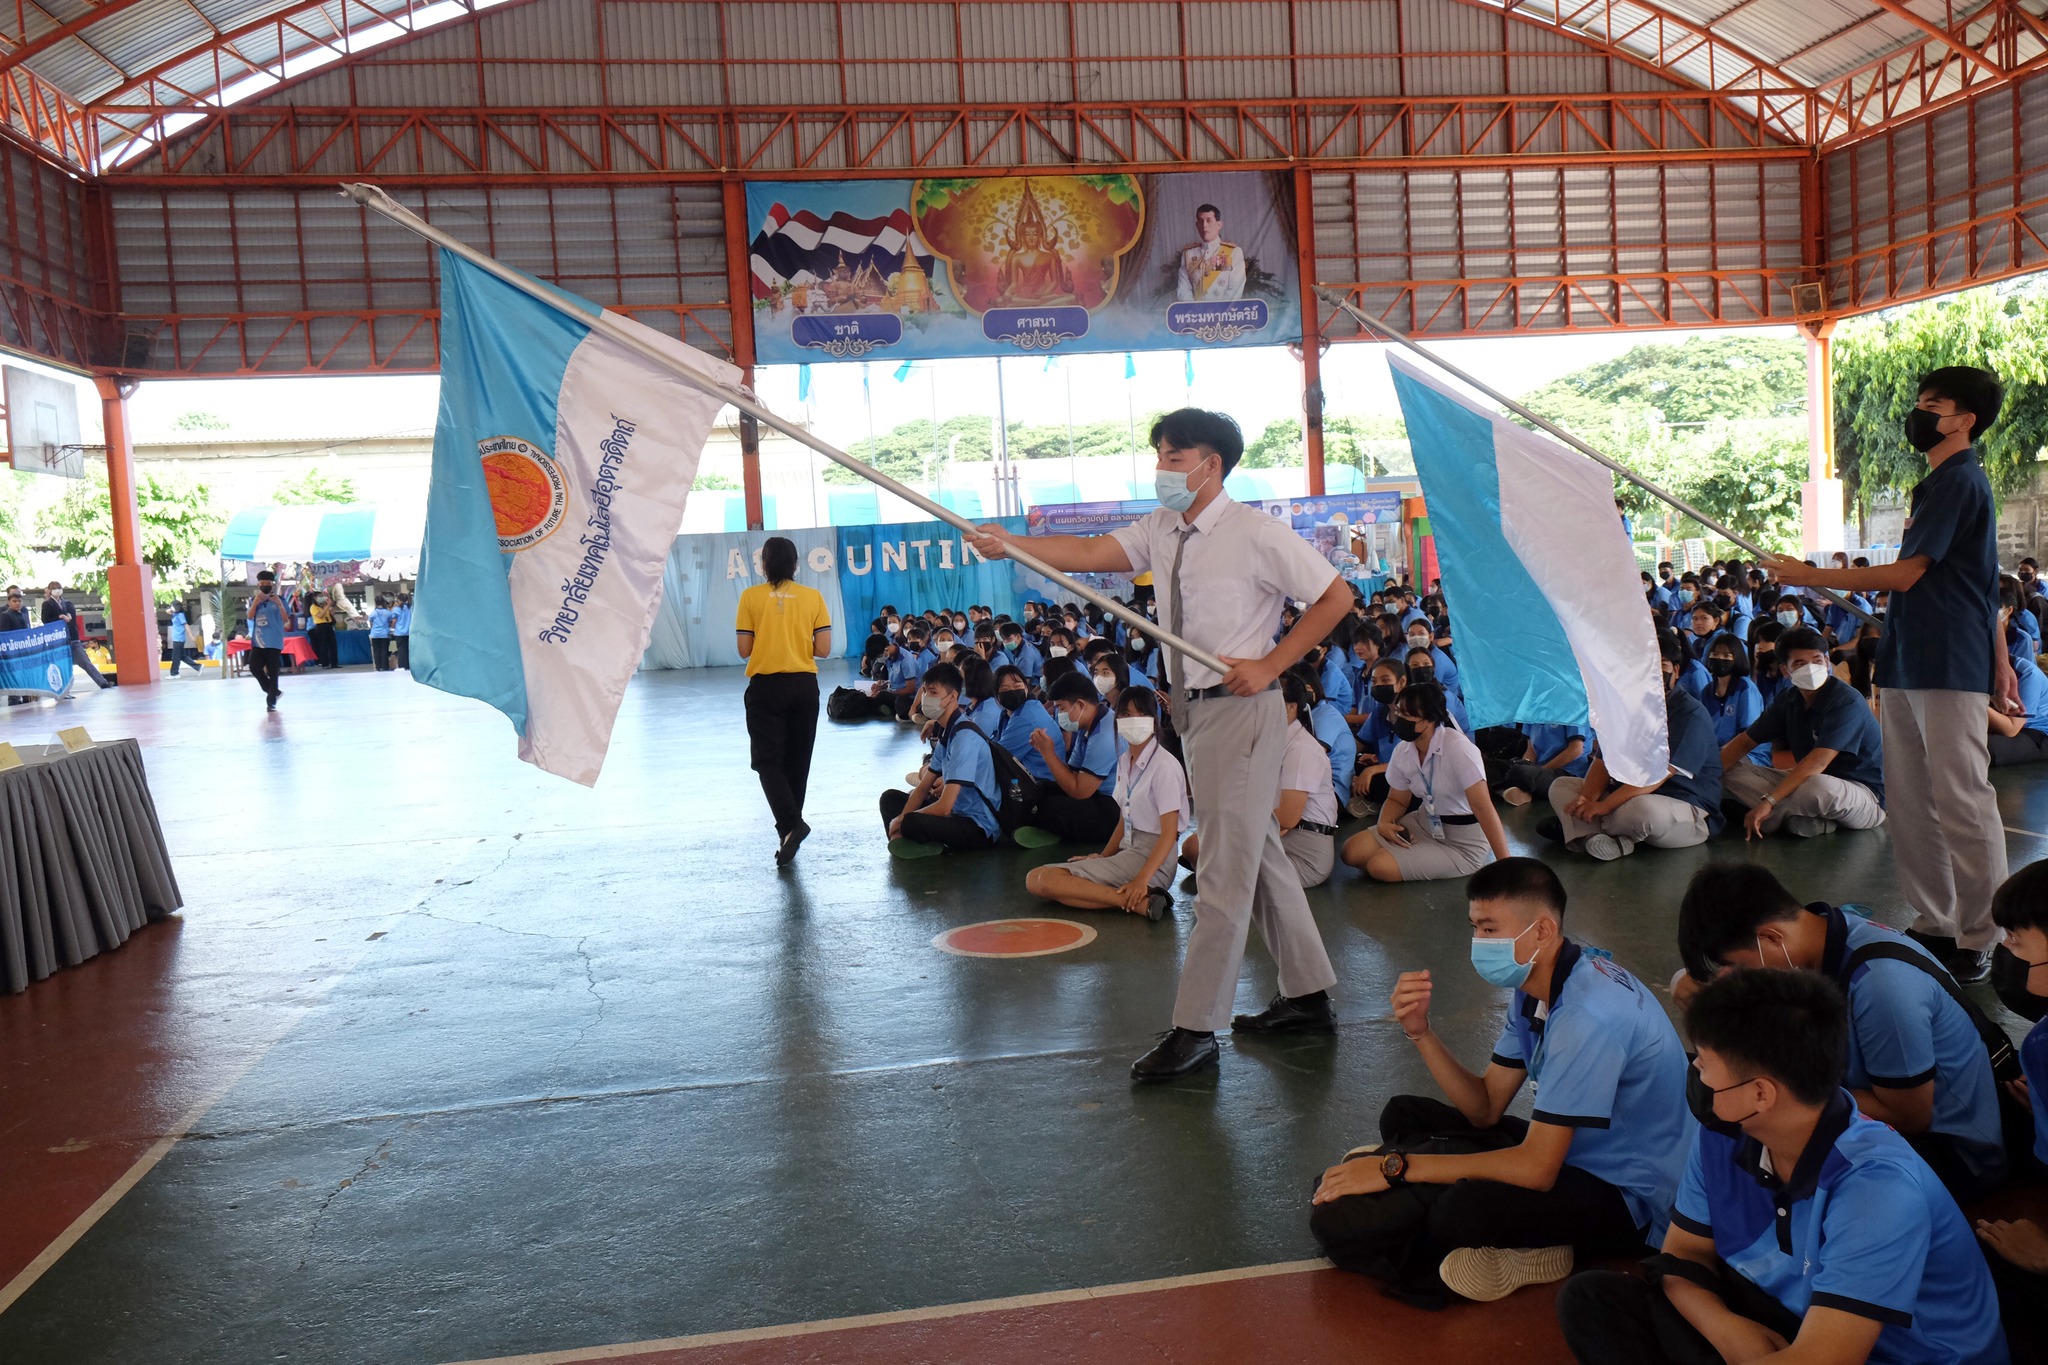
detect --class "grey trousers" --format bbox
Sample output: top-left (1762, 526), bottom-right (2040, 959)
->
top-left (1549, 777), bottom-right (1711, 850)
top-left (1174, 689), bottom-right (1338, 1031)
top-left (1723, 763), bottom-right (1885, 833)
top-left (1883, 687), bottom-right (2008, 950)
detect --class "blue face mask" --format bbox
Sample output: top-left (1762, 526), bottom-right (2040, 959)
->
top-left (1155, 460), bottom-right (1213, 513)
top-left (1056, 711), bottom-right (1080, 733)
top-left (1470, 922), bottom-right (1539, 988)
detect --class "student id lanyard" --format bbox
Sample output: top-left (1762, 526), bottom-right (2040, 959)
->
top-left (1418, 743), bottom-right (1447, 842)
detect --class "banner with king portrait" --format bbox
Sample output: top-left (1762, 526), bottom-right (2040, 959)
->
top-left (745, 171), bottom-right (1302, 363)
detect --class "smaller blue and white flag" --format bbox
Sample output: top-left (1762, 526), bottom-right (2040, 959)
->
top-left (418, 251), bottom-right (740, 785)
top-left (1389, 353), bottom-right (1668, 786)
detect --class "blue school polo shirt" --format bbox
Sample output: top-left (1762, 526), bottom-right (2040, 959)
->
top-left (1745, 677), bottom-right (1885, 805)
top-left (1405, 644), bottom-right (1459, 693)
top-left (1525, 723), bottom-right (1593, 778)
top-left (1004, 638), bottom-right (1043, 683)
top-left (1674, 1093), bottom-right (2005, 1365)
top-left (2023, 1014), bottom-right (2048, 1166)
top-left (1699, 676), bottom-right (1763, 748)
top-left (2010, 648), bottom-right (2048, 733)
top-left (1818, 905), bottom-right (2006, 1190)
top-left (1488, 942), bottom-right (1691, 1236)
top-left (990, 698), bottom-right (1056, 782)
top-left (1358, 701), bottom-right (1397, 764)
top-left (885, 646), bottom-right (927, 690)
top-left (1312, 700), bottom-right (1356, 808)
top-left (1878, 447), bottom-right (2000, 695)
top-left (1675, 657), bottom-right (1711, 701)
top-left (930, 713), bottom-right (1001, 839)
top-left (1319, 652), bottom-right (1355, 712)
top-left (1065, 706), bottom-right (1123, 798)
top-left (1661, 688), bottom-right (1724, 832)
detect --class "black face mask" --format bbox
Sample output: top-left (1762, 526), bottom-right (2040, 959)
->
top-left (1993, 944), bottom-right (2048, 1022)
top-left (1391, 716), bottom-right (1422, 743)
top-left (1755, 652), bottom-right (1776, 675)
top-left (1370, 683), bottom-right (1399, 706)
top-left (1706, 657), bottom-right (1737, 678)
top-left (1903, 407), bottom-right (1949, 453)
top-left (1408, 666), bottom-right (1435, 686)
top-left (997, 689), bottom-right (1028, 713)
top-left (1686, 1065), bottom-right (1760, 1138)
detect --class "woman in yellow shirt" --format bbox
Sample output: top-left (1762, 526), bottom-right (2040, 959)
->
top-left (735, 537), bottom-right (833, 866)
top-left (308, 592), bottom-right (338, 669)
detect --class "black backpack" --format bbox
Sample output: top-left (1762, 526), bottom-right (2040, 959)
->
top-left (826, 686), bottom-right (880, 722)
top-left (1836, 940), bottom-right (2019, 1085)
top-left (951, 720), bottom-right (1044, 833)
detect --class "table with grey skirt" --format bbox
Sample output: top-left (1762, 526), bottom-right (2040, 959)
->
top-left (0, 738), bottom-right (183, 995)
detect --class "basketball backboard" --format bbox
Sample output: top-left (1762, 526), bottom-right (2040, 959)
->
top-left (3, 366), bottom-right (86, 479)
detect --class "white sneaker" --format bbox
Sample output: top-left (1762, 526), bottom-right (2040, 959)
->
top-left (1785, 815), bottom-right (1837, 838)
top-left (1438, 1245), bottom-right (1575, 1302)
top-left (1583, 833), bottom-right (1635, 861)
top-left (1347, 793), bottom-right (1379, 821)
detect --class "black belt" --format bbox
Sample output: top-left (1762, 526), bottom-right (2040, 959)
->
top-left (1294, 820), bottom-right (1340, 837)
top-left (1184, 682), bottom-right (1277, 700)
top-left (1437, 813), bottom-right (1480, 826)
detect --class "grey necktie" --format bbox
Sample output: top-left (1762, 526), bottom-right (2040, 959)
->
top-left (1166, 525), bottom-right (1188, 702)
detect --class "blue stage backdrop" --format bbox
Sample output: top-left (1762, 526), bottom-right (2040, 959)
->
top-left (834, 516), bottom-right (1028, 643)
top-left (0, 623), bottom-right (74, 695)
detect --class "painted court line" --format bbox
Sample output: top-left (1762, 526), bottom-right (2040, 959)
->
top-left (0, 836), bottom-right (513, 1318)
top-left (437, 1258), bottom-right (1335, 1365)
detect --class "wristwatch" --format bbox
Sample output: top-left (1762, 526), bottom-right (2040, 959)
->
top-left (1380, 1150), bottom-right (1409, 1187)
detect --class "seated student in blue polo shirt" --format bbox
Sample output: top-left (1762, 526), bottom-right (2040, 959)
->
top-left (1557, 968), bottom-right (2007, 1365)
top-left (1122, 627), bottom-right (1160, 688)
top-left (1544, 638), bottom-right (1722, 862)
top-left (1314, 637), bottom-right (1356, 714)
top-left (883, 623), bottom-right (934, 720)
top-left (1497, 721), bottom-right (1593, 806)
top-left (1349, 658), bottom-right (1407, 814)
top-left (997, 622), bottom-right (1043, 690)
top-left (1311, 859), bottom-right (1689, 1308)
top-left (1990, 577), bottom-right (2048, 767)
top-left (878, 663), bottom-right (1001, 858)
top-left (1683, 601), bottom-right (1733, 661)
top-left (1404, 645), bottom-right (1470, 731)
top-left (1013, 670), bottom-right (1123, 849)
top-left (1720, 626), bottom-right (1886, 838)
top-left (1983, 862), bottom-right (2048, 1365)
top-left (987, 665), bottom-right (1056, 783)
top-left (1298, 664), bottom-right (1357, 813)
top-left (1699, 635), bottom-right (1763, 749)
top-left (1399, 617), bottom-right (1460, 693)
top-left (1675, 863), bottom-right (2007, 1205)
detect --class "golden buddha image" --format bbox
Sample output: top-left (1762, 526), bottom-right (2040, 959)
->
top-left (912, 174), bottom-right (1143, 316)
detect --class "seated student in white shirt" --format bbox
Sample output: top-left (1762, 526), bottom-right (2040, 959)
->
top-left (1025, 686), bottom-right (1187, 922)
top-left (1341, 682), bottom-right (1510, 883)
top-left (1182, 672), bottom-right (1341, 890)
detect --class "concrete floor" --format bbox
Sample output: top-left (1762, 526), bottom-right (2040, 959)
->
top-left (0, 660), bottom-right (2041, 1365)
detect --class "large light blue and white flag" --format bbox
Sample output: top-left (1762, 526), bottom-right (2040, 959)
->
top-left (417, 251), bottom-right (740, 785)
top-left (1388, 353), bottom-right (1668, 786)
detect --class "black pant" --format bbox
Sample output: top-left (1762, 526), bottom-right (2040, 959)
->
top-left (309, 622), bottom-right (338, 668)
top-left (1989, 1245), bottom-right (2048, 1365)
top-left (169, 642), bottom-right (197, 674)
top-left (372, 637), bottom-right (393, 671)
top-left (1904, 1126), bottom-right (2005, 1206)
top-left (745, 672), bottom-right (820, 837)
top-left (1556, 1270), bottom-right (1735, 1365)
top-left (1505, 759), bottom-right (1567, 799)
top-left (1990, 727), bottom-right (2048, 767)
top-left (248, 646), bottom-right (282, 700)
top-left (879, 788), bottom-right (994, 851)
top-left (1312, 1096), bottom-right (1646, 1295)
top-left (396, 635), bottom-right (409, 670)
top-left (70, 642), bottom-right (110, 689)
top-left (1031, 788), bottom-right (1120, 844)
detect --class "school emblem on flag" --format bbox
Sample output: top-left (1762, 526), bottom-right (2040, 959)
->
top-left (413, 249), bottom-right (740, 786)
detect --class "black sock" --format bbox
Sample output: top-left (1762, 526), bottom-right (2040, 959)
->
top-left (1289, 989), bottom-right (1330, 1006)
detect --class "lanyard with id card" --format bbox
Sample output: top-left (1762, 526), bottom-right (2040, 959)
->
top-left (1417, 742), bottom-right (1446, 842)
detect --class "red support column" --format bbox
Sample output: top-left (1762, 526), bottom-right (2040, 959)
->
top-left (1293, 167), bottom-right (1327, 496)
top-left (722, 178), bottom-right (766, 532)
top-left (94, 378), bottom-right (157, 687)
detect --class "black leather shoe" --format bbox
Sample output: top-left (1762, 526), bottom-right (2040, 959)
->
top-left (1145, 889), bottom-right (1173, 922)
top-left (775, 821), bottom-right (811, 867)
top-left (1233, 991), bottom-right (1337, 1034)
top-left (1948, 948), bottom-right (1992, 985)
top-left (1535, 816), bottom-right (1564, 845)
top-left (1130, 1028), bottom-right (1218, 1082)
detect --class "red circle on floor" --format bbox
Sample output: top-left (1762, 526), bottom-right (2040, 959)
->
top-left (933, 918), bottom-right (1098, 958)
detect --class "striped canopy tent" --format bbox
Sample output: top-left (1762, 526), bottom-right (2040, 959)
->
top-left (218, 503), bottom-right (426, 573)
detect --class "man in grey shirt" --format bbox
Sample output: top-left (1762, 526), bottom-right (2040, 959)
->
top-left (972, 409), bottom-right (1354, 1081)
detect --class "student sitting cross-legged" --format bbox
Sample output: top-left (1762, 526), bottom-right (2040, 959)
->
top-left (877, 663), bottom-right (1001, 859)
top-left (1556, 968), bottom-right (2009, 1365)
top-left (1339, 682), bottom-right (1508, 883)
top-left (1675, 863), bottom-right (2008, 1205)
top-left (1545, 636), bottom-right (1723, 862)
top-left (1012, 671), bottom-right (1125, 849)
top-left (1025, 686), bottom-right (1186, 923)
top-left (1310, 859), bottom-right (1689, 1307)
top-left (1981, 860), bottom-right (2048, 1365)
top-left (1183, 672), bottom-right (1340, 891)
top-left (1719, 626), bottom-right (1887, 839)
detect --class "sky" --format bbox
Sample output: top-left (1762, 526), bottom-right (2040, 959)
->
top-left (15, 323), bottom-right (1803, 453)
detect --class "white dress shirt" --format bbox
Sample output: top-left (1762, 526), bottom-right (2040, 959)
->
top-left (1110, 493), bottom-right (1339, 691)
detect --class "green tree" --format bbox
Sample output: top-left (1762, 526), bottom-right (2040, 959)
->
top-left (40, 468), bottom-right (226, 602)
top-left (271, 464), bottom-right (359, 505)
top-left (1519, 335), bottom-right (1812, 550)
top-left (694, 471), bottom-right (738, 491)
top-left (170, 410), bottom-right (229, 432)
top-left (1241, 418), bottom-right (1304, 468)
top-left (821, 414), bottom-right (995, 485)
top-left (1833, 281), bottom-right (2048, 507)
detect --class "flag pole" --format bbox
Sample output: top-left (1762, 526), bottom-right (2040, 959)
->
top-left (1312, 286), bottom-right (1880, 629)
top-left (339, 182), bottom-right (1229, 675)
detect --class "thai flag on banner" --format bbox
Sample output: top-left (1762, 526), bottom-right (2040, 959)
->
top-left (417, 250), bottom-right (739, 785)
top-left (1387, 353), bottom-right (1668, 786)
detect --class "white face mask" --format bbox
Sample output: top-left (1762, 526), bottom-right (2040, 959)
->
top-left (1048, 646), bottom-right (1068, 658)
top-left (936, 636), bottom-right (954, 648)
top-left (1092, 672), bottom-right (1115, 696)
top-left (885, 622), bottom-right (899, 635)
top-left (1116, 716), bottom-right (1155, 744)
top-left (1407, 635), bottom-right (1429, 650)
top-left (1789, 662), bottom-right (1829, 692)
top-left (918, 693), bottom-right (948, 721)
top-left (1776, 611), bottom-right (1800, 628)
